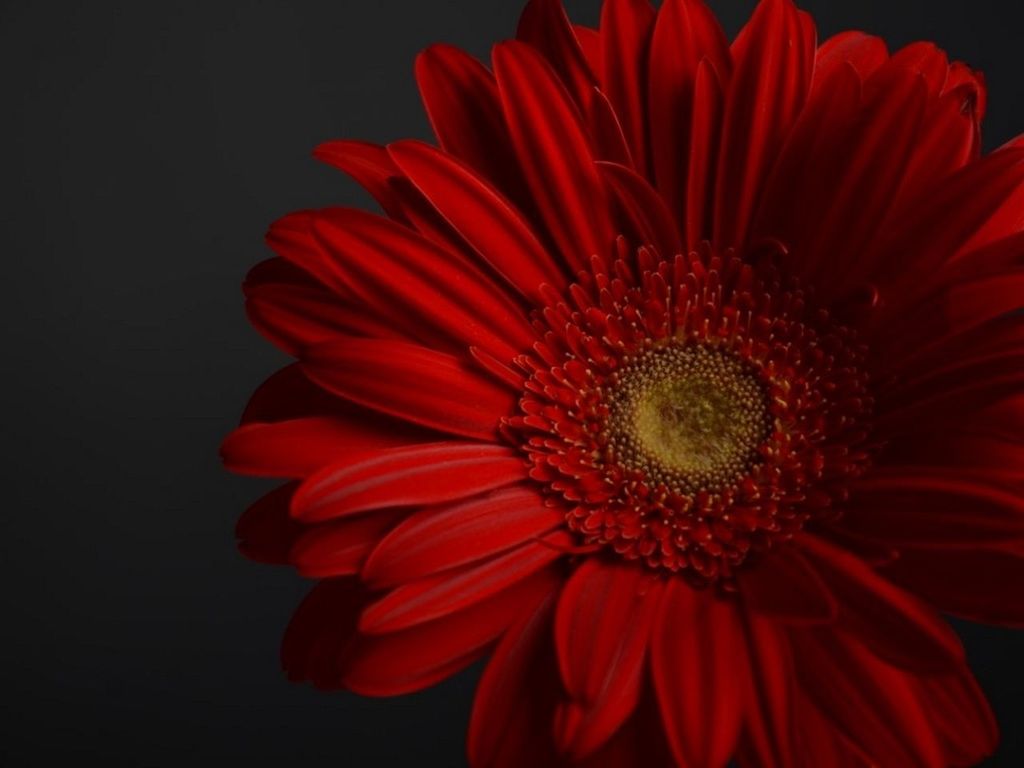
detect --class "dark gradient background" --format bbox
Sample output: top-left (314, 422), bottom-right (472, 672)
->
top-left (3, 0), bottom-right (1023, 765)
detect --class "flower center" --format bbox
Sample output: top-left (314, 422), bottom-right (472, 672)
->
top-left (509, 248), bottom-right (874, 584)
top-left (608, 345), bottom-right (771, 495)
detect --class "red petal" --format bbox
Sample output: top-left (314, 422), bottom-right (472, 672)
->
top-left (790, 629), bottom-right (947, 766)
top-left (415, 45), bottom-right (528, 204)
top-left (737, 615), bottom-right (796, 768)
top-left (813, 31), bottom-right (887, 86)
top-left (468, 592), bottom-right (562, 768)
top-left (281, 578), bottom-right (365, 690)
top-left (291, 442), bottom-right (526, 523)
top-left (300, 337), bottom-right (515, 441)
top-left (736, 544), bottom-right (837, 624)
top-left (553, 560), bottom-right (663, 759)
top-left (599, 0), bottom-right (656, 174)
top-left (652, 582), bottom-right (745, 768)
top-left (312, 140), bottom-right (407, 223)
top-left (516, 0), bottom-right (596, 110)
top-left (235, 482), bottom-right (302, 565)
top-left (685, 58), bottom-right (725, 250)
top-left (799, 535), bottom-right (964, 673)
top-left (598, 160), bottom-right (682, 258)
top-left (265, 211), bottom-right (347, 295)
top-left (840, 469), bottom-right (1024, 547)
top-left (387, 140), bottom-right (565, 301)
top-left (493, 40), bottom-right (615, 272)
top-left (715, 0), bottom-right (812, 247)
top-left (222, 414), bottom-right (424, 478)
top-left (358, 534), bottom-right (568, 634)
top-left (240, 364), bottom-right (352, 424)
top-left (342, 567), bottom-right (559, 697)
top-left (882, 547), bottom-right (1024, 628)
top-left (361, 485), bottom-right (563, 588)
top-left (914, 667), bottom-right (999, 765)
top-left (289, 510), bottom-right (406, 579)
top-left (312, 207), bottom-right (533, 359)
top-left (648, 0), bottom-right (730, 225)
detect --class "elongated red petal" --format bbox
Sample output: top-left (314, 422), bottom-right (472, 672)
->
top-left (281, 579), bottom-right (366, 690)
top-left (362, 485), bottom-right (563, 588)
top-left (235, 482), bottom-right (302, 565)
top-left (737, 544), bottom-right (837, 624)
top-left (291, 442), bottom-right (527, 522)
top-left (598, 160), bottom-right (682, 258)
top-left (415, 44), bottom-right (527, 202)
top-left (516, 0), bottom-right (596, 110)
top-left (468, 593), bottom-right (562, 768)
top-left (599, 0), bottom-right (656, 174)
top-left (359, 534), bottom-right (567, 634)
top-left (799, 535), bottom-right (964, 673)
top-left (222, 415), bottom-right (424, 478)
top-left (343, 568), bottom-right (559, 697)
top-left (715, 0), bottom-right (812, 247)
top-left (301, 337), bottom-right (514, 441)
top-left (493, 40), bottom-right (614, 272)
top-left (648, 0), bottom-right (730, 224)
top-left (313, 140), bottom-right (407, 222)
top-left (738, 615), bottom-right (796, 768)
top-left (882, 547), bottom-right (1024, 627)
top-left (312, 207), bottom-right (534, 359)
top-left (652, 581), bottom-right (745, 768)
top-left (553, 560), bottom-right (663, 759)
top-left (289, 510), bottom-right (406, 579)
top-left (388, 140), bottom-right (565, 300)
top-left (790, 629), bottom-right (947, 766)
top-left (839, 470), bottom-right (1024, 547)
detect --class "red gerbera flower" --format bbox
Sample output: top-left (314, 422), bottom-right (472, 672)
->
top-left (223, 0), bottom-right (1024, 764)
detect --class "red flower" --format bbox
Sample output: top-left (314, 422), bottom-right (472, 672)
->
top-left (223, 0), bottom-right (1024, 764)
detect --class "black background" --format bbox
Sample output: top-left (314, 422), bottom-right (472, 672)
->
top-left (3, 0), bottom-right (1023, 765)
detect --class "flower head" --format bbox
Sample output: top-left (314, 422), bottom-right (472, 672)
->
top-left (224, 0), bottom-right (1024, 764)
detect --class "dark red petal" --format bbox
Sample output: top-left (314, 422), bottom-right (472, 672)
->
top-left (312, 140), bottom-right (407, 222)
top-left (235, 482), bottom-right (302, 565)
top-left (599, 0), bottom-right (656, 175)
top-left (553, 560), bottom-right (663, 759)
top-left (312, 207), bottom-right (533, 359)
top-left (415, 44), bottom-right (528, 203)
top-left (799, 535), bottom-right (964, 673)
top-left (493, 40), bottom-right (615, 272)
top-left (516, 0), bottom-right (596, 110)
top-left (291, 442), bottom-right (527, 523)
top-left (265, 210), bottom-right (348, 295)
top-left (891, 41), bottom-right (948, 94)
top-left (652, 581), bottom-right (744, 768)
top-left (240, 363), bottom-right (352, 424)
top-left (361, 485), bottom-right (563, 589)
top-left (863, 147), bottom-right (1024, 295)
top-left (802, 65), bottom-right (928, 294)
top-left (685, 58), bottom-right (725, 250)
top-left (301, 337), bottom-right (515, 441)
top-left (598, 160), bottom-right (682, 258)
top-left (343, 567), bottom-right (559, 697)
top-left (813, 31), bottom-right (887, 86)
top-left (245, 279), bottom-right (398, 355)
top-left (737, 544), bottom-right (837, 624)
top-left (914, 668), bottom-right (999, 765)
top-left (715, 0), bottom-right (812, 247)
top-left (882, 547), bottom-right (1024, 627)
top-left (358, 534), bottom-right (567, 634)
top-left (468, 592), bottom-right (562, 768)
top-left (281, 578), bottom-right (365, 690)
top-left (648, 0), bottom-right (730, 225)
top-left (289, 510), bottom-right (406, 579)
top-left (222, 415), bottom-right (424, 478)
top-left (387, 140), bottom-right (565, 300)
top-left (790, 629), bottom-right (948, 766)
top-left (737, 615), bottom-right (796, 768)
top-left (839, 470), bottom-right (1024, 547)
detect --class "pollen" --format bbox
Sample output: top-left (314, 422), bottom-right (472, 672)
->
top-left (607, 345), bottom-right (771, 495)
